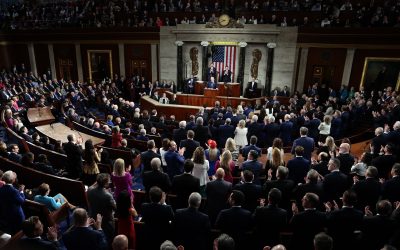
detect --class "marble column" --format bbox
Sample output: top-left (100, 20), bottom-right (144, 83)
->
top-left (75, 44), bottom-right (84, 82)
top-left (296, 48), bottom-right (309, 92)
top-left (237, 42), bottom-right (247, 96)
top-left (27, 43), bottom-right (37, 77)
top-left (341, 48), bottom-right (355, 86)
top-left (118, 43), bottom-right (126, 79)
top-left (48, 44), bottom-right (57, 79)
top-left (265, 42), bottom-right (276, 96)
top-left (201, 41), bottom-right (209, 81)
top-left (175, 41), bottom-right (184, 92)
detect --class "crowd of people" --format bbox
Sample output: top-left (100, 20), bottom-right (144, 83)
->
top-left (0, 0), bottom-right (400, 30)
top-left (1, 63), bottom-right (400, 250)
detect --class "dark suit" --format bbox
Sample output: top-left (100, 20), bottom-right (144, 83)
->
top-left (323, 170), bottom-right (349, 202)
top-left (330, 117), bottom-right (342, 139)
top-left (141, 202), bottom-right (174, 250)
top-left (247, 122), bottom-right (262, 143)
top-left (241, 144), bottom-right (261, 161)
top-left (233, 182), bottom-right (262, 212)
top-left (253, 204), bottom-right (287, 247)
top-left (21, 133), bottom-right (33, 143)
top-left (174, 207), bottom-right (211, 250)
top-left (0, 184), bottom-right (25, 235)
top-left (165, 150), bottom-right (185, 180)
top-left (217, 124), bottom-right (235, 148)
top-left (371, 134), bottom-right (387, 157)
top-left (179, 139), bottom-right (200, 160)
top-left (205, 179), bottom-right (232, 224)
top-left (62, 226), bottom-right (108, 250)
top-left (263, 179), bottom-right (295, 210)
top-left (287, 157), bottom-right (310, 185)
top-left (173, 128), bottom-right (187, 145)
top-left (172, 173), bottom-right (200, 209)
top-left (215, 206), bottom-right (253, 249)
top-left (293, 182), bottom-right (324, 207)
top-left (381, 176), bottom-right (400, 203)
top-left (193, 125), bottom-right (210, 148)
top-left (185, 78), bottom-right (195, 94)
top-left (241, 160), bottom-right (263, 185)
top-left (140, 150), bottom-right (161, 173)
top-left (221, 70), bottom-right (232, 83)
top-left (63, 141), bottom-right (83, 178)
top-left (290, 209), bottom-right (326, 250)
top-left (306, 118), bottom-right (321, 142)
top-left (291, 136), bottom-right (315, 161)
top-left (352, 177), bottom-right (381, 212)
top-left (14, 237), bottom-right (61, 250)
top-left (143, 170), bottom-right (171, 193)
top-left (361, 215), bottom-right (396, 250)
top-left (327, 207), bottom-right (363, 250)
top-left (264, 122), bottom-right (280, 147)
top-left (312, 161), bottom-right (330, 177)
top-left (336, 153), bottom-right (355, 175)
top-left (371, 154), bottom-right (397, 179)
top-left (206, 81), bottom-right (217, 89)
top-left (8, 152), bottom-right (22, 163)
top-left (280, 121), bottom-right (293, 146)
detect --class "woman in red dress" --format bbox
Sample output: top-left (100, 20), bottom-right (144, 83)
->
top-left (111, 126), bottom-right (123, 148)
top-left (116, 190), bottom-right (138, 249)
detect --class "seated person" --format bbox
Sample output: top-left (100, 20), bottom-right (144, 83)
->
top-left (159, 93), bottom-right (169, 104)
top-left (136, 129), bottom-right (149, 141)
top-left (185, 75), bottom-right (196, 94)
top-left (246, 78), bottom-right (259, 97)
top-left (207, 77), bottom-right (217, 89)
top-left (34, 183), bottom-right (74, 211)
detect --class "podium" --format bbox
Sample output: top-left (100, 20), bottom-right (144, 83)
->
top-left (195, 81), bottom-right (241, 97)
top-left (204, 88), bottom-right (218, 98)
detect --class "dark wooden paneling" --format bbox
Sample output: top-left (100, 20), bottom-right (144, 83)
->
top-left (80, 44), bottom-right (119, 82)
top-left (349, 49), bottom-right (400, 89)
top-left (34, 44), bottom-right (50, 76)
top-left (124, 44), bottom-right (152, 81)
top-left (304, 47), bottom-right (347, 91)
top-left (53, 44), bottom-right (77, 81)
top-left (0, 44), bottom-right (30, 70)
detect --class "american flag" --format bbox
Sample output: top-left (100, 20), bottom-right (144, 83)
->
top-left (212, 45), bottom-right (237, 82)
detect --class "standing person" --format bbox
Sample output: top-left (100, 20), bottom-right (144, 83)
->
top-left (111, 159), bottom-right (133, 202)
top-left (82, 139), bottom-right (102, 186)
top-left (234, 120), bottom-right (248, 148)
top-left (63, 134), bottom-right (83, 178)
top-left (191, 147), bottom-right (210, 196)
top-left (171, 160), bottom-right (200, 209)
top-left (215, 150), bottom-right (236, 183)
top-left (221, 66), bottom-right (232, 83)
top-left (116, 190), bottom-right (138, 250)
top-left (318, 115), bottom-right (332, 142)
top-left (164, 140), bottom-right (186, 180)
top-left (111, 126), bottom-right (123, 148)
top-left (87, 173), bottom-right (117, 245)
top-left (291, 127), bottom-right (315, 161)
top-left (205, 139), bottom-right (220, 177)
top-left (0, 171), bottom-right (25, 235)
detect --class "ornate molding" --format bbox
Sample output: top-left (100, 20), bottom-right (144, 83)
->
top-left (175, 41), bottom-right (184, 46)
top-left (200, 41), bottom-right (210, 47)
top-left (205, 19), bottom-right (244, 28)
top-left (267, 42), bottom-right (277, 48)
top-left (238, 42), bottom-right (248, 48)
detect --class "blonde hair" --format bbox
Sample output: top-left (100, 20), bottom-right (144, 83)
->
top-left (271, 148), bottom-right (283, 168)
top-left (325, 136), bottom-right (336, 152)
top-left (323, 115), bottom-right (332, 125)
top-left (208, 148), bottom-right (219, 161)
top-left (224, 138), bottom-right (237, 152)
top-left (220, 151), bottom-right (232, 175)
top-left (113, 158), bottom-right (125, 176)
top-left (238, 120), bottom-right (246, 128)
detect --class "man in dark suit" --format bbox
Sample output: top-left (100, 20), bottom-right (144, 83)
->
top-left (361, 200), bottom-right (396, 250)
top-left (234, 170), bottom-right (262, 213)
top-left (15, 216), bottom-right (61, 250)
top-left (280, 114), bottom-right (294, 146)
top-left (63, 134), bottom-right (83, 179)
top-left (207, 64), bottom-right (217, 80)
top-left (381, 163), bottom-right (400, 203)
top-left (291, 127), bottom-right (315, 161)
top-left (241, 136), bottom-right (261, 161)
top-left (371, 127), bottom-right (387, 157)
top-left (7, 144), bottom-right (22, 163)
top-left (0, 171), bottom-right (26, 235)
top-left (179, 130), bottom-right (200, 160)
top-left (305, 113), bottom-right (321, 142)
top-left (215, 190), bottom-right (253, 250)
top-left (386, 121), bottom-right (400, 161)
top-left (253, 188), bottom-right (287, 248)
top-left (290, 192), bottom-right (326, 250)
top-left (241, 150), bottom-right (263, 185)
top-left (205, 168), bottom-right (232, 224)
top-left (323, 158), bottom-right (349, 202)
top-left (165, 140), bottom-right (185, 180)
top-left (206, 76), bottom-right (217, 89)
top-left (173, 192), bottom-right (211, 250)
top-left (221, 66), bottom-right (232, 83)
top-left (264, 166), bottom-right (295, 211)
top-left (140, 140), bottom-right (161, 173)
top-left (247, 115), bottom-right (262, 145)
top-left (246, 78), bottom-right (258, 97)
top-left (173, 121), bottom-right (187, 145)
top-left (287, 146), bottom-right (311, 185)
top-left (185, 76), bottom-right (196, 94)
top-left (62, 208), bottom-right (108, 250)
top-left (263, 116), bottom-right (280, 147)
top-left (326, 190), bottom-right (363, 250)
top-left (352, 166), bottom-right (381, 212)
top-left (193, 117), bottom-right (211, 148)
top-left (312, 152), bottom-right (330, 177)
top-left (336, 143), bottom-right (355, 175)
top-left (171, 160), bottom-right (200, 209)
top-left (141, 186), bottom-right (174, 250)
top-left (20, 126), bottom-right (33, 143)
top-left (293, 169), bottom-right (324, 207)
top-left (217, 118), bottom-right (235, 148)
top-left (143, 158), bottom-right (171, 193)
top-left (371, 143), bottom-right (397, 179)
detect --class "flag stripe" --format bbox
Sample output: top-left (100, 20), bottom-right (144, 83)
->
top-left (212, 45), bottom-right (237, 82)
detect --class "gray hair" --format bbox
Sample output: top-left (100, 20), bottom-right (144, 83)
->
top-left (179, 120), bottom-right (187, 128)
top-left (2, 171), bottom-right (16, 184)
top-left (196, 117), bottom-right (203, 125)
top-left (188, 192), bottom-right (202, 208)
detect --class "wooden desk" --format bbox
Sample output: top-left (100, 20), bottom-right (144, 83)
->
top-left (35, 123), bottom-right (105, 149)
top-left (217, 82), bottom-right (240, 97)
top-left (195, 81), bottom-right (205, 95)
top-left (27, 107), bottom-right (55, 126)
top-left (141, 96), bottom-right (202, 121)
top-left (204, 88), bottom-right (218, 98)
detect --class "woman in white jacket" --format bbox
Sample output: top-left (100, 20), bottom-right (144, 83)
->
top-left (318, 115), bottom-right (332, 142)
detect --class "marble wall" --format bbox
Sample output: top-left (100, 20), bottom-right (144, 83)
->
top-left (160, 24), bottom-right (298, 94)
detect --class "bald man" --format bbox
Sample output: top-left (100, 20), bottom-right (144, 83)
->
top-left (112, 235), bottom-right (128, 250)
